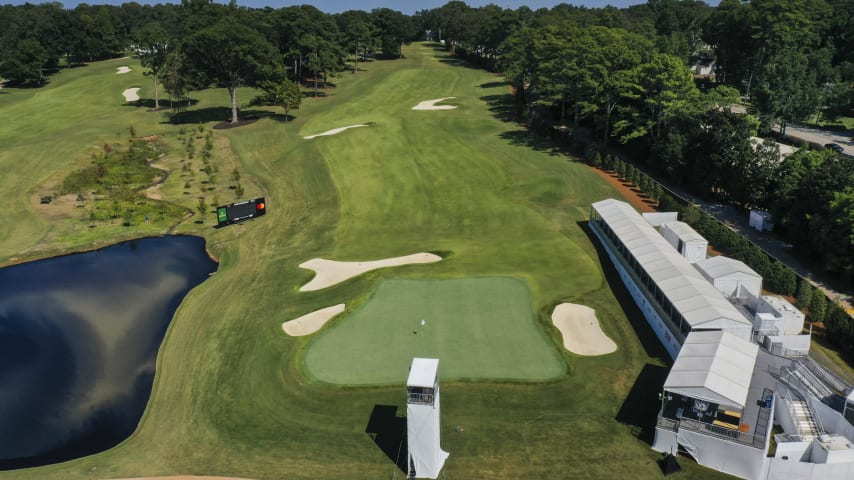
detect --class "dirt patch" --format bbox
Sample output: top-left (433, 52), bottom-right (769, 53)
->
top-left (590, 167), bottom-right (657, 213)
top-left (32, 193), bottom-right (83, 220)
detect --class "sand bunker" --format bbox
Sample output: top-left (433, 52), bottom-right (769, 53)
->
top-left (304, 124), bottom-right (369, 139)
top-left (551, 303), bottom-right (617, 356)
top-left (299, 252), bottom-right (442, 291)
top-left (412, 97), bottom-right (457, 110)
top-left (123, 88), bottom-right (140, 102)
top-left (282, 303), bottom-right (346, 336)
top-left (116, 66), bottom-right (132, 74)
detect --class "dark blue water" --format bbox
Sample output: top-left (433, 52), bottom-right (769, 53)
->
top-left (0, 235), bottom-right (217, 469)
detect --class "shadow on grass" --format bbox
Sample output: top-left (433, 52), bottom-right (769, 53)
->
top-left (480, 94), bottom-right (517, 124)
top-left (616, 363), bottom-right (669, 444)
top-left (128, 98), bottom-right (199, 110)
top-left (479, 81), bottom-right (508, 89)
top-left (499, 130), bottom-right (565, 156)
top-left (302, 91), bottom-right (331, 98)
top-left (165, 107), bottom-right (285, 125)
top-left (365, 404), bottom-right (407, 474)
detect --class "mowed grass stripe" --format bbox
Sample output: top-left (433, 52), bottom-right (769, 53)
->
top-left (304, 277), bottom-right (564, 385)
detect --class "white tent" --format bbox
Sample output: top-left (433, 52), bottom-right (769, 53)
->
top-left (591, 199), bottom-right (753, 341)
top-left (694, 255), bottom-right (762, 302)
top-left (663, 330), bottom-right (759, 410)
top-left (661, 221), bottom-right (708, 263)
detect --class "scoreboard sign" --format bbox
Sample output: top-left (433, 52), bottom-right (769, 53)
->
top-left (216, 197), bottom-right (266, 227)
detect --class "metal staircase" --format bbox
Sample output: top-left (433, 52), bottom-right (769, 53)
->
top-left (789, 399), bottom-right (820, 441)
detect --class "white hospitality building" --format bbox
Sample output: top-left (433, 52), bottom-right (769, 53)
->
top-left (589, 198), bottom-right (854, 480)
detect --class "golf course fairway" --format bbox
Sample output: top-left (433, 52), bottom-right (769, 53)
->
top-left (0, 43), bottom-right (730, 479)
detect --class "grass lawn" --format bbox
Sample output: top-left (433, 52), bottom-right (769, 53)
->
top-left (0, 43), bottom-right (734, 479)
top-left (303, 277), bottom-right (565, 385)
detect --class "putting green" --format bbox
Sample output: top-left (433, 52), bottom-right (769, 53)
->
top-left (303, 277), bottom-right (565, 385)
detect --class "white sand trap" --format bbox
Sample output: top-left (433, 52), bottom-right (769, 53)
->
top-left (282, 303), bottom-right (346, 336)
top-left (412, 97), bottom-right (457, 110)
top-left (299, 252), bottom-right (442, 291)
top-left (304, 124), bottom-right (369, 139)
top-left (551, 303), bottom-right (617, 356)
top-left (116, 66), bottom-right (131, 74)
top-left (123, 88), bottom-right (140, 102)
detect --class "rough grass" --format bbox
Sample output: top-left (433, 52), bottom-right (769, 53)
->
top-left (303, 277), bottom-right (565, 385)
top-left (0, 44), bottom-right (734, 479)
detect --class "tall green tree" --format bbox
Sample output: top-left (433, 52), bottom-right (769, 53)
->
top-left (615, 53), bottom-right (699, 142)
top-left (338, 10), bottom-right (376, 72)
top-left (136, 22), bottom-right (170, 110)
top-left (260, 79), bottom-right (302, 121)
top-left (184, 22), bottom-right (281, 123)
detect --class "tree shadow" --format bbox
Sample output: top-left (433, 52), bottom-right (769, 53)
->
top-left (164, 108), bottom-right (277, 125)
top-left (128, 98), bottom-right (199, 110)
top-left (577, 220), bottom-right (671, 361)
top-left (478, 81), bottom-right (508, 89)
top-left (615, 363), bottom-right (669, 444)
top-left (365, 404), bottom-right (407, 473)
top-left (302, 91), bottom-right (330, 98)
top-left (499, 130), bottom-right (563, 156)
top-left (480, 94), bottom-right (516, 124)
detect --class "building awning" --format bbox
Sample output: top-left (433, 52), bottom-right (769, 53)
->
top-left (664, 330), bottom-right (758, 410)
top-left (407, 358), bottom-right (439, 388)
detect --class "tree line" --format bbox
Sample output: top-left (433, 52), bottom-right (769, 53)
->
top-left (0, 0), bottom-right (415, 122)
top-left (425, 1), bottom-right (854, 285)
top-left (418, 0), bottom-right (854, 351)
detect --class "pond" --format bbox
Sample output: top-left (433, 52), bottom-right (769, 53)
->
top-left (0, 235), bottom-right (218, 469)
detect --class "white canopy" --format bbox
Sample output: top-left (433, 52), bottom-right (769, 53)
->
top-left (694, 255), bottom-right (761, 280)
top-left (408, 358), bottom-right (439, 388)
top-left (664, 330), bottom-right (758, 410)
top-left (592, 199), bottom-right (752, 332)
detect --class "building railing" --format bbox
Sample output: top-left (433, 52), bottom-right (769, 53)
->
top-left (803, 356), bottom-right (850, 394)
top-left (657, 416), bottom-right (678, 431)
top-left (676, 417), bottom-right (765, 449)
top-left (407, 392), bottom-right (434, 405)
top-left (656, 389), bottom-right (773, 450)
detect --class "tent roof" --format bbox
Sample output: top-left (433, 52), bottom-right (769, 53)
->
top-left (661, 221), bottom-right (707, 244)
top-left (407, 358), bottom-right (438, 388)
top-left (591, 199), bottom-right (751, 331)
top-left (664, 330), bottom-right (758, 409)
top-left (694, 255), bottom-right (761, 280)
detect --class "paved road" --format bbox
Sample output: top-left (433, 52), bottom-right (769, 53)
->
top-left (782, 124), bottom-right (854, 156)
top-left (669, 187), bottom-right (854, 312)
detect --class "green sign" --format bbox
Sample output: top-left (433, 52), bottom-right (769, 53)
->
top-left (217, 207), bottom-right (228, 224)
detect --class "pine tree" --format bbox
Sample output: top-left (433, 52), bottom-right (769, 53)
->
top-left (615, 160), bottom-right (626, 179)
top-left (810, 292), bottom-right (827, 324)
top-left (796, 279), bottom-right (814, 312)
